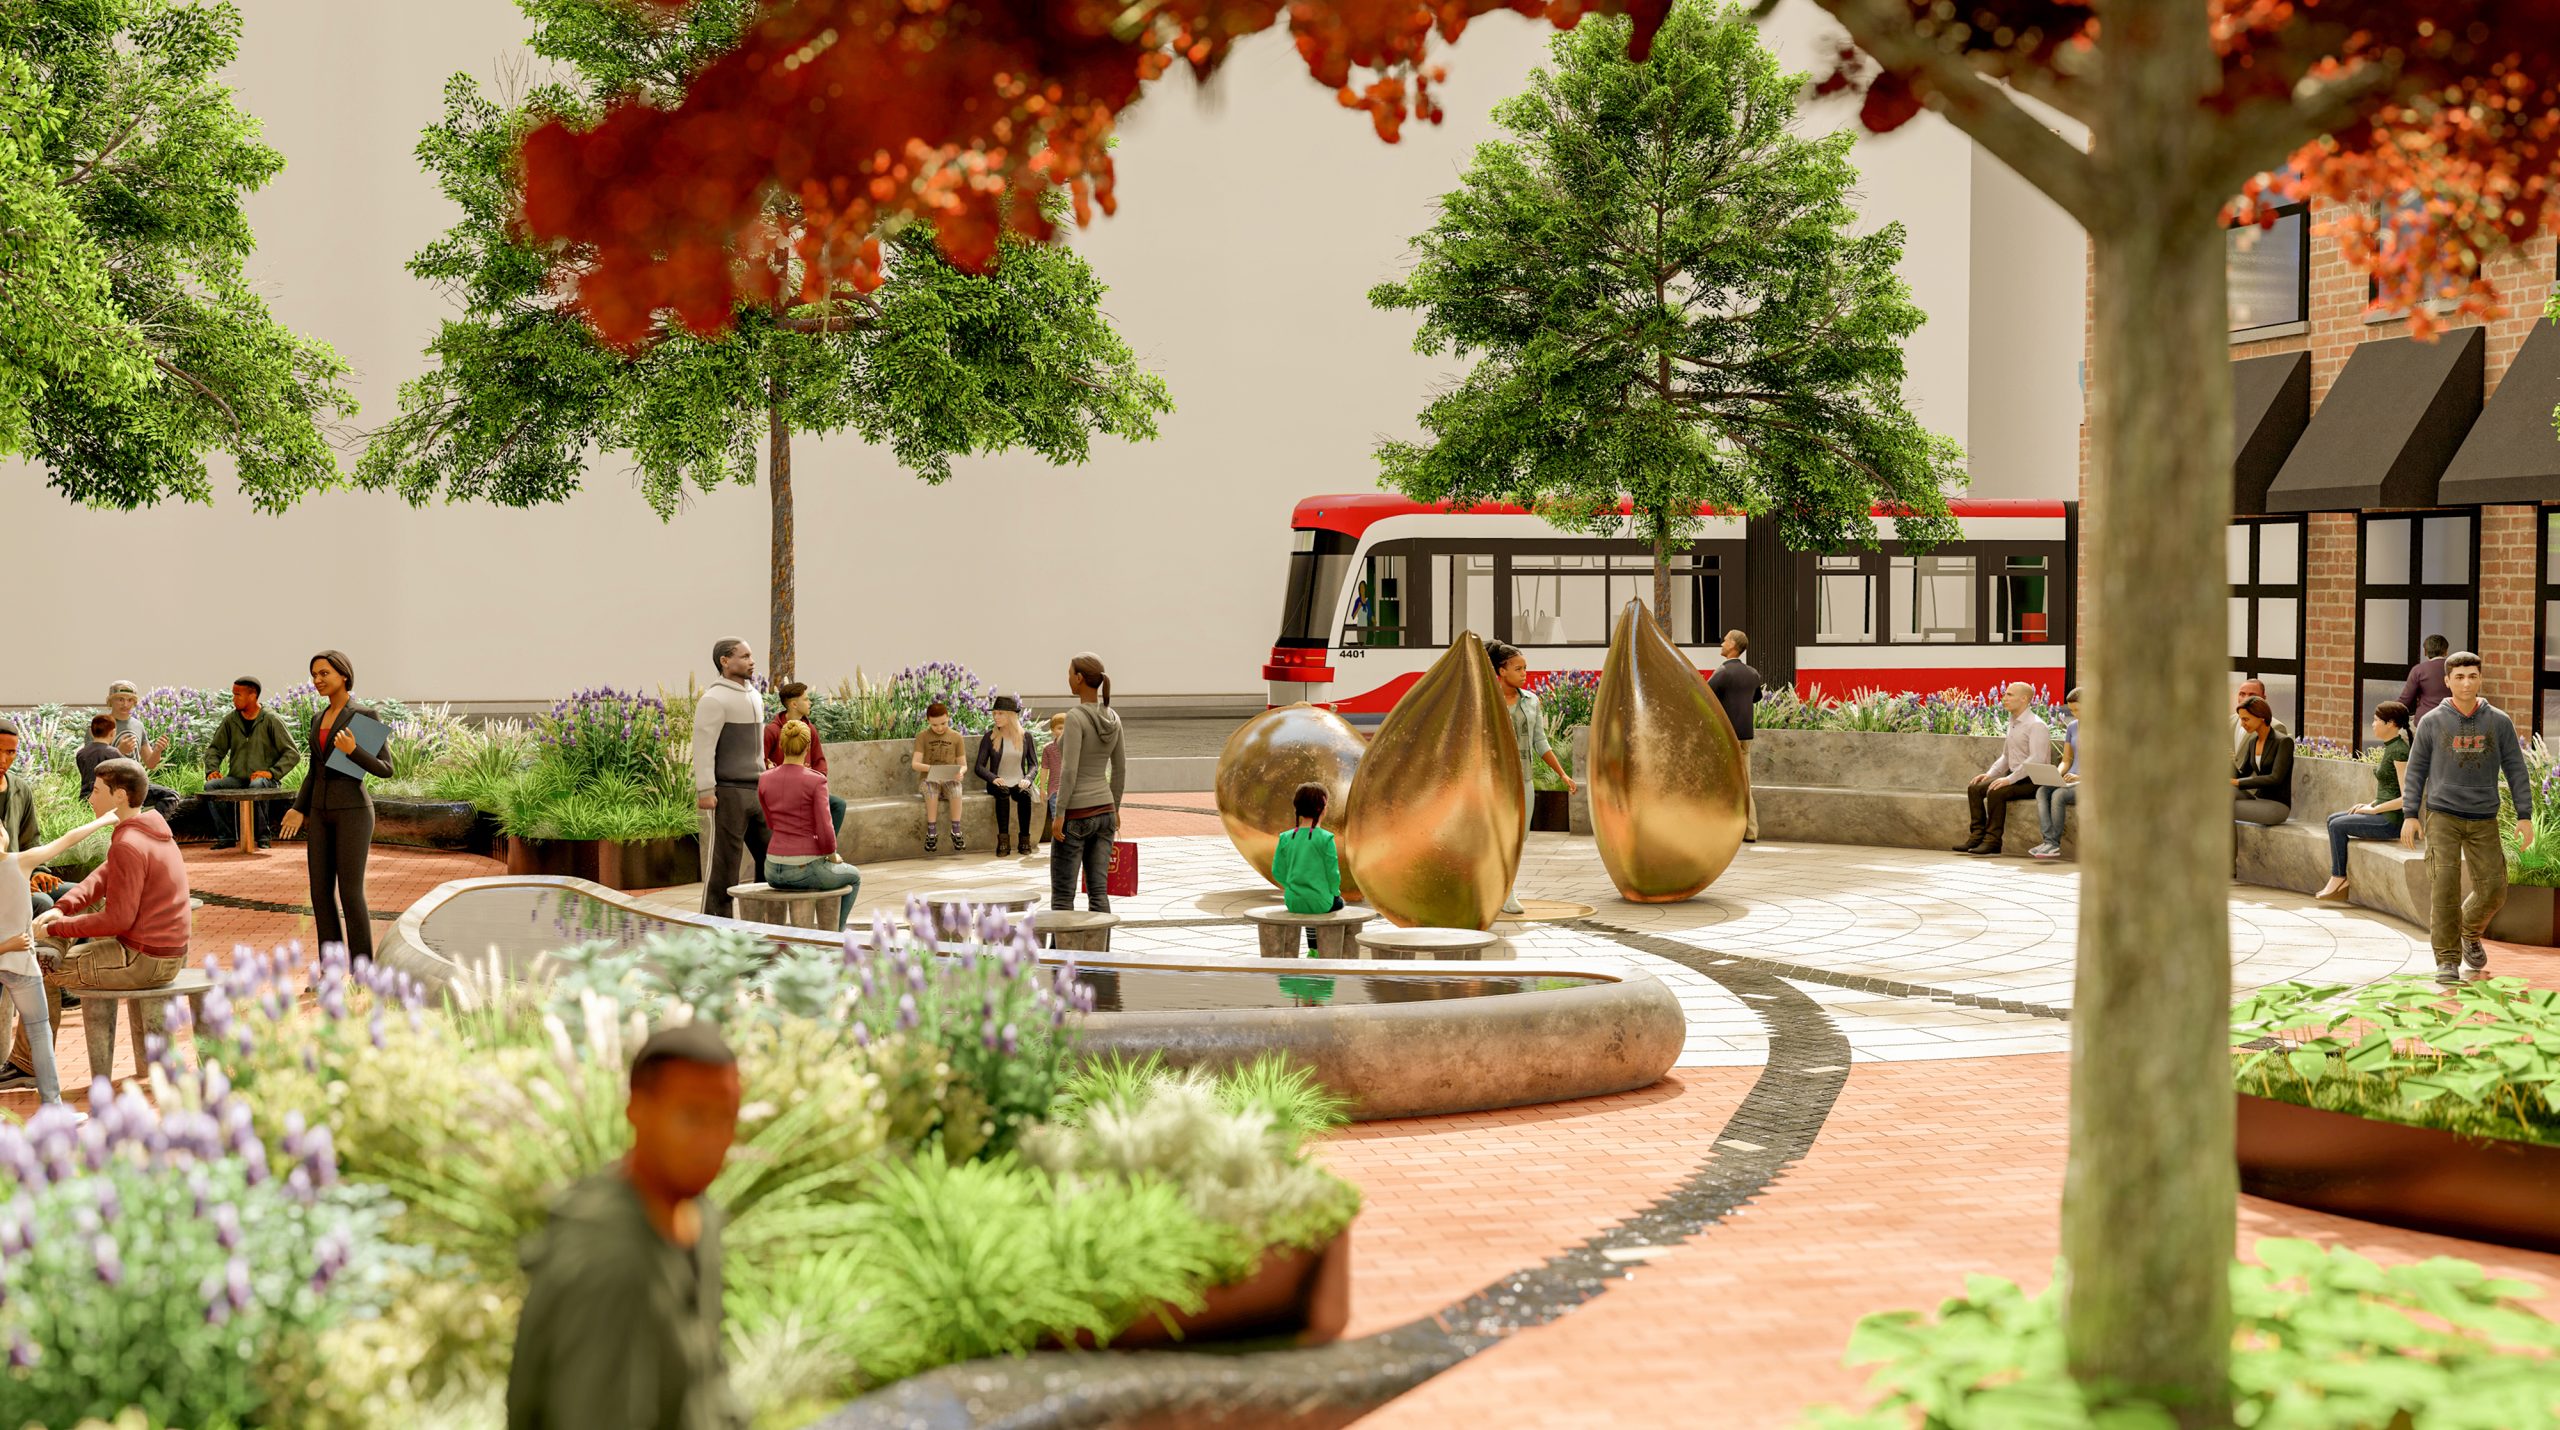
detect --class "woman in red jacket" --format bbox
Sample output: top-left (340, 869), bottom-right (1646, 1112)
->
top-left (756, 721), bottom-right (860, 931)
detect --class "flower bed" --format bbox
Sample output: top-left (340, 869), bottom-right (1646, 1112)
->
top-left (0, 906), bottom-right (1362, 1427)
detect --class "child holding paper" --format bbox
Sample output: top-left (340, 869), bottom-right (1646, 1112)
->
top-left (911, 703), bottom-right (969, 853)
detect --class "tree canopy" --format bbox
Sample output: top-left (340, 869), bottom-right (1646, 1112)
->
top-left (361, 0), bottom-right (1171, 673)
top-left (1371, 1), bottom-right (1962, 578)
top-left (0, 0), bottom-right (352, 511)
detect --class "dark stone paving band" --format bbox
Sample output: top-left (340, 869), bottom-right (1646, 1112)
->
top-left (813, 923), bottom-right (1851, 1430)
top-left (191, 889), bottom-right (401, 923)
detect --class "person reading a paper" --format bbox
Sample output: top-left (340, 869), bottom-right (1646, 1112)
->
top-left (280, 650), bottom-right (396, 961)
top-left (1954, 683), bottom-right (2050, 858)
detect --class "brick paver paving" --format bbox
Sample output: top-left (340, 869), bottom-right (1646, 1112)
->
top-left (1358, 1053), bottom-right (2560, 1429)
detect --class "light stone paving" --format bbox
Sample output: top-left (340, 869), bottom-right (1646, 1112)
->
top-left (657, 833), bottom-right (2436, 1069)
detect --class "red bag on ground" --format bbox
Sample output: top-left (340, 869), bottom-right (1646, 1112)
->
top-left (1080, 841), bottom-right (1139, 898)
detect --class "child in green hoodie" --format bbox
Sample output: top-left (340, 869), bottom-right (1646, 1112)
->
top-left (1269, 783), bottom-right (1342, 954)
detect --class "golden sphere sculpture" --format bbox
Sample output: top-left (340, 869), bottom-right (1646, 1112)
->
top-left (1214, 702), bottom-right (1368, 900)
top-left (1341, 633), bottom-right (1524, 930)
top-left (1588, 599), bottom-right (1748, 902)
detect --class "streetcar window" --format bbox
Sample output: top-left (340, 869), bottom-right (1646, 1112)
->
top-left (1342, 545), bottom-right (1413, 650)
top-left (1438, 554), bottom-right (1494, 645)
top-left (1815, 556), bottom-right (1874, 644)
top-left (1511, 553), bottom-right (1609, 645)
top-left (1275, 530), bottom-right (1357, 647)
top-left (1889, 555), bottom-right (1977, 643)
top-left (1608, 554), bottom-right (1712, 645)
top-left (1986, 555), bottom-right (2052, 644)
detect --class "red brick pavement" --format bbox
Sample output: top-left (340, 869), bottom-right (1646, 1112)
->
top-left (1353, 1054), bottom-right (2560, 1429)
top-left (1117, 791), bottom-right (1221, 838)
top-left (3, 843), bottom-right (501, 1113)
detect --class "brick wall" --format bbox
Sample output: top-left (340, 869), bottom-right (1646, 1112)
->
top-left (2479, 504), bottom-right (2540, 726)
top-left (2304, 512), bottom-right (2359, 741)
top-left (2078, 213), bottom-right (2557, 741)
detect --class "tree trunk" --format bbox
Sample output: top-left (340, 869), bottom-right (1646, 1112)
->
top-left (768, 377), bottom-right (795, 682)
top-left (2066, 1), bottom-right (2234, 1418)
top-left (1651, 526), bottom-right (1673, 640)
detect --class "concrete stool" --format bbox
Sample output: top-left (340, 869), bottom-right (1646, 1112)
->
top-left (916, 888), bottom-right (1045, 931)
top-left (727, 882), bottom-right (846, 931)
top-left (76, 969), bottom-right (214, 1080)
top-left (1356, 927), bottom-right (1501, 961)
top-left (199, 788), bottom-right (293, 856)
top-left (1244, 904), bottom-right (1374, 958)
top-left (1031, 909), bottom-right (1121, 952)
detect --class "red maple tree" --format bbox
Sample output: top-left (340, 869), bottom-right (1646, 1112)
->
top-left (518, 0), bottom-right (2560, 1420)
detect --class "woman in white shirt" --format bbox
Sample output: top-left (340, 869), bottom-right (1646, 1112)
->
top-left (1, 809), bottom-right (121, 1105)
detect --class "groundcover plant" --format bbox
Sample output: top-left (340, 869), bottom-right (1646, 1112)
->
top-left (2232, 976), bottom-right (2560, 1149)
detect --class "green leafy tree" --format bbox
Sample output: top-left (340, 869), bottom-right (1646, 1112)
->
top-left (0, 0), bottom-right (354, 510)
top-left (359, 0), bottom-right (1171, 679)
top-left (1371, 0), bottom-right (1962, 621)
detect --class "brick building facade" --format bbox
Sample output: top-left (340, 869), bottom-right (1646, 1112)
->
top-left (2079, 210), bottom-right (2559, 748)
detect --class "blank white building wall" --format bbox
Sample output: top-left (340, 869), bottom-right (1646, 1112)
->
top-left (0, 0), bottom-right (2085, 705)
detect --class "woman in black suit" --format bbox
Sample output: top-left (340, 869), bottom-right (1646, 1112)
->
top-left (278, 650), bottom-right (394, 960)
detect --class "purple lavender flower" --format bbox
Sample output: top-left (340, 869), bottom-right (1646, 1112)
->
top-left (999, 1022), bottom-right (1019, 1055)
top-left (227, 1254), bottom-right (253, 1311)
top-left (213, 1201), bottom-right (243, 1250)
top-left (897, 994), bottom-right (919, 1030)
top-left (92, 1233), bottom-right (121, 1286)
top-left (8, 1334), bottom-right (35, 1368)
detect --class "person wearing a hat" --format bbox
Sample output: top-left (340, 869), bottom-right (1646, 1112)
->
top-left (508, 1022), bottom-right (748, 1430)
top-left (972, 695), bottom-right (1043, 858)
top-left (202, 676), bottom-right (300, 850)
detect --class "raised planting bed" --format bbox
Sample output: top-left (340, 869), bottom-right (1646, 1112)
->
top-left (2236, 1093), bottom-right (2560, 1253)
top-left (505, 834), bottom-right (700, 891)
top-left (1067, 1223), bottom-right (1354, 1350)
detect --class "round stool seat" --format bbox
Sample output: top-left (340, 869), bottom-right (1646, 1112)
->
top-left (1356, 926), bottom-right (1501, 961)
top-left (1242, 904), bottom-right (1374, 958)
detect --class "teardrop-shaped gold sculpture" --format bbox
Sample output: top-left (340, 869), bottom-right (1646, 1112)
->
top-left (1341, 633), bottom-right (1523, 930)
top-left (1215, 703), bottom-right (1368, 900)
top-left (1589, 599), bottom-right (1747, 902)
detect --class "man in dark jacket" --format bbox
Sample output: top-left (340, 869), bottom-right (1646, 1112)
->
top-left (508, 1023), bottom-right (748, 1430)
top-left (203, 677), bottom-right (301, 849)
top-left (1706, 630), bottom-right (1763, 841)
top-left (2398, 634), bottom-right (2452, 728)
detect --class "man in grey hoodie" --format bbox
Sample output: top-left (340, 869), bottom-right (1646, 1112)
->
top-left (1047, 653), bottom-right (1128, 912)
top-left (2400, 651), bottom-right (2534, 982)
top-left (693, 640), bottom-right (767, 919)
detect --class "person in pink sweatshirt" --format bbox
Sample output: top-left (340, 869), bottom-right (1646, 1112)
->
top-left (10, 758), bottom-right (192, 1080)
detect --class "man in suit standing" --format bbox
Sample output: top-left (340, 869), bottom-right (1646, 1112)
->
top-left (1706, 631), bottom-right (1763, 842)
top-left (694, 640), bottom-right (766, 919)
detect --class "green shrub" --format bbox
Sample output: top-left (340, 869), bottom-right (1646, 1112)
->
top-left (2232, 974), bottom-right (2560, 1147)
top-left (1805, 1242), bottom-right (2560, 1428)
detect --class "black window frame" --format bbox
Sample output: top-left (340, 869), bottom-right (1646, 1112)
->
top-left (2538, 507), bottom-right (2560, 740)
top-left (1794, 539), bottom-right (2075, 649)
top-left (2353, 510), bottom-right (2481, 751)
top-left (2228, 516), bottom-right (2309, 736)
top-left (2227, 200), bottom-right (2311, 337)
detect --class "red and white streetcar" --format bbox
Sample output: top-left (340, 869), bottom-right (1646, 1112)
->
top-left (1264, 494), bottom-right (2077, 716)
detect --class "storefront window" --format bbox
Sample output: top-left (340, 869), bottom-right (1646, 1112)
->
top-left (2230, 518), bottom-right (2307, 733)
top-left (2357, 512), bottom-right (2476, 750)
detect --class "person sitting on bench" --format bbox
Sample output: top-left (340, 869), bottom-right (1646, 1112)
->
top-left (13, 759), bottom-right (192, 1082)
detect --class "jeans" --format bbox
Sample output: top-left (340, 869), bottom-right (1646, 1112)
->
top-left (2324, 810), bottom-right (2401, 878)
top-left (1050, 812), bottom-right (1117, 913)
top-left (0, 970), bottom-right (60, 1104)
top-left (2423, 811), bottom-right (2507, 961)
top-left (203, 774), bottom-right (278, 845)
top-left (990, 784), bottom-right (1034, 844)
top-left (8, 938), bottom-right (182, 1079)
top-left (764, 858), bottom-right (862, 931)
top-left (2035, 784), bottom-right (2077, 847)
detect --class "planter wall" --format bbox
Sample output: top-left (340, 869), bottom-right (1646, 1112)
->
top-left (506, 834), bottom-right (699, 891)
top-left (2236, 1093), bottom-right (2560, 1253)
top-left (822, 736), bottom-right (1001, 864)
top-left (373, 798), bottom-right (495, 853)
top-left (1101, 1223), bottom-right (1353, 1349)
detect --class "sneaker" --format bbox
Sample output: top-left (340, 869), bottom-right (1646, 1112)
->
top-left (2434, 960), bottom-right (2463, 986)
top-left (2031, 845), bottom-right (2062, 862)
top-left (2462, 938), bottom-right (2488, 971)
top-left (951, 831), bottom-right (966, 852)
top-left (924, 835), bottom-right (937, 853)
top-left (1500, 897), bottom-right (1525, 915)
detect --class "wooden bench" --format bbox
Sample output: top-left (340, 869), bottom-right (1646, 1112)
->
top-left (72, 969), bottom-right (215, 1078)
top-left (726, 882), bottom-right (848, 930)
top-left (1031, 909), bottom-right (1121, 952)
top-left (198, 787), bottom-right (295, 856)
top-left (1356, 926), bottom-right (1502, 961)
top-left (1243, 904), bottom-right (1374, 958)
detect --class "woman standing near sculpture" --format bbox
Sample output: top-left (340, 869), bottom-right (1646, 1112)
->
top-left (279, 650), bottom-right (395, 960)
top-left (1048, 653), bottom-right (1127, 912)
top-left (1489, 641), bottom-right (1575, 915)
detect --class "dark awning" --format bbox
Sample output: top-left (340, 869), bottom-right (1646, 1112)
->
top-left (2439, 318), bottom-right (2560, 506)
top-left (2232, 351), bottom-right (2310, 515)
top-left (2265, 328), bottom-right (2485, 512)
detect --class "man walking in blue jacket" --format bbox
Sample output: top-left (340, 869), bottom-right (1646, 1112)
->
top-left (2400, 651), bottom-right (2534, 983)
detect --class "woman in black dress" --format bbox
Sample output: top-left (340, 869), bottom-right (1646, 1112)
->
top-left (278, 650), bottom-right (395, 960)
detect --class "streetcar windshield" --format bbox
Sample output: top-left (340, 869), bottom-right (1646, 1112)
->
top-left (1275, 530), bottom-right (1357, 647)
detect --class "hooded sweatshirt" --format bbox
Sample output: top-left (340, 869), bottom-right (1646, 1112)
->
top-left (46, 810), bottom-right (191, 956)
top-left (1050, 702), bottom-right (1127, 817)
top-left (506, 1171), bottom-right (744, 1430)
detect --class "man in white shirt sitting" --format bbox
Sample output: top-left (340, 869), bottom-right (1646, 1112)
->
top-left (1955, 683), bottom-right (2050, 858)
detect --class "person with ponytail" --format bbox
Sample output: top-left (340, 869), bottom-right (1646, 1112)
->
top-left (1047, 653), bottom-right (1127, 912)
top-left (758, 720), bottom-right (860, 930)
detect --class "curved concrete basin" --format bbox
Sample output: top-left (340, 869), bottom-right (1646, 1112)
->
top-left (384, 876), bottom-right (1684, 1120)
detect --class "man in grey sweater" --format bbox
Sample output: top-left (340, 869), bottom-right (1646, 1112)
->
top-left (693, 640), bottom-right (767, 919)
top-left (2400, 651), bottom-right (2534, 982)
